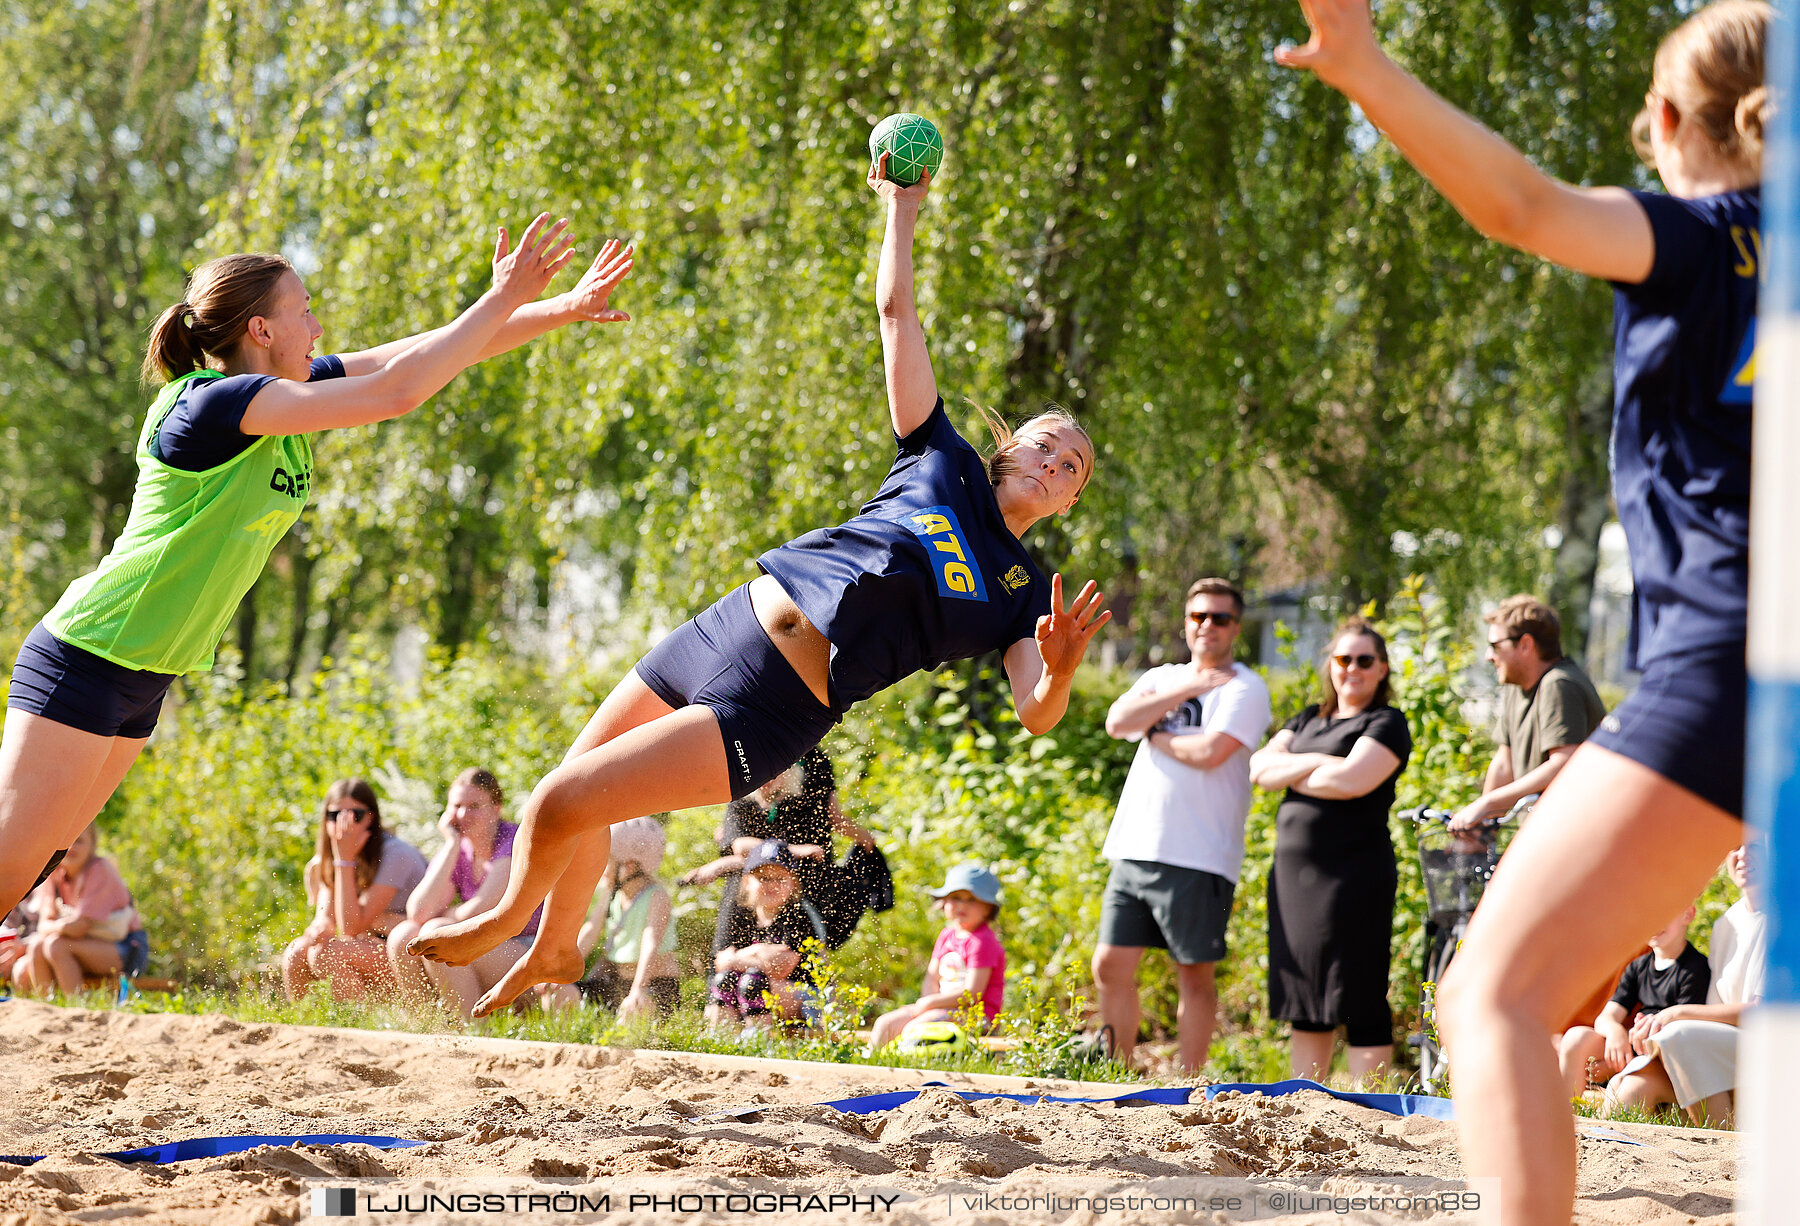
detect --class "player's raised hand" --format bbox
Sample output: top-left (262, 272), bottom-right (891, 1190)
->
top-left (1035, 573), bottom-right (1112, 680)
top-left (1274, 0), bottom-right (1385, 91)
top-left (564, 239), bottom-right (636, 324)
top-left (491, 212), bottom-right (578, 307)
top-left (867, 153), bottom-right (932, 208)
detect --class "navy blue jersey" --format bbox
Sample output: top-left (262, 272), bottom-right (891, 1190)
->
top-left (152, 355), bottom-right (347, 472)
top-left (758, 399), bottom-right (1052, 712)
top-left (1610, 189), bottom-right (1757, 668)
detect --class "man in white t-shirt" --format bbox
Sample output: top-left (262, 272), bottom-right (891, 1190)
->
top-left (1091, 578), bottom-right (1272, 1071)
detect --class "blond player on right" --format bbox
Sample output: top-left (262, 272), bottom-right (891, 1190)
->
top-left (1276, 3), bottom-right (1766, 1222)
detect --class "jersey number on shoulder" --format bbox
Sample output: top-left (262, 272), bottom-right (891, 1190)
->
top-left (244, 510), bottom-right (290, 539)
top-left (905, 505), bottom-right (990, 602)
top-left (1721, 321), bottom-right (1755, 407)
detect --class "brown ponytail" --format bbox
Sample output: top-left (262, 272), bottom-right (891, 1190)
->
top-left (141, 253), bottom-right (295, 384)
top-left (1631, 1), bottom-right (1772, 175)
top-left (1735, 84), bottom-right (1769, 164)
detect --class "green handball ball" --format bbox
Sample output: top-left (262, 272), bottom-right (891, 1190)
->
top-left (869, 113), bottom-right (943, 187)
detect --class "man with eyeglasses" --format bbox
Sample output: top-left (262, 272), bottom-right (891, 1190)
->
top-left (1092, 578), bottom-right (1271, 1071)
top-left (1450, 595), bottom-right (1606, 832)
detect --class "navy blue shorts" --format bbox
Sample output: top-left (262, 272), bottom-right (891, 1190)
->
top-left (1590, 644), bottom-right (1747, 818)
top-left (118, 928), bottom-right (150, 978)
top-left (7, 623), bottom-right (176, 739)
top-left (634, 584), bottom-right (838, 798)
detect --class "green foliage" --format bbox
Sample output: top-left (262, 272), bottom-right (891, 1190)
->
top-left (0, 0), bottom-right (226, 621)
top-left (84, 577), bottom-right (1485, 1071)
top-left (108, 645), bottom-right (615, 979)
top-left (4, 0), bottom-right (1692, 681)
top-left (72, 571), bottom-right (1750, 1086)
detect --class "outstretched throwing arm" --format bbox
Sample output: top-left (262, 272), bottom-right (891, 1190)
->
top-left (868, 154), bottom-right (940, 437)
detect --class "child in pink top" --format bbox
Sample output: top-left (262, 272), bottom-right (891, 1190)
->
top-left (868, 863), bottom-right (1006, 1049)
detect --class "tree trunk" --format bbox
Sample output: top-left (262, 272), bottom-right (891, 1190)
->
top-left (283, 533), bottom-right (315, 696)
top-left (1549, 374), bottom-right (1614, 663)
top-left (235, 582), bottom-right (258, 696)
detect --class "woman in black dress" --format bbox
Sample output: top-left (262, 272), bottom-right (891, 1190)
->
top-left (1250, 617), bottom-right (1412, 1083)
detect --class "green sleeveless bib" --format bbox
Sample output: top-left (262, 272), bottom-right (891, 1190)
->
top-left (45, 371), bottom-right (313, 674)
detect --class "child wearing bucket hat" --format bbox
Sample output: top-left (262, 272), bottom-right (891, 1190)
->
top-left (867, 862), bottom-right (1007, 1050)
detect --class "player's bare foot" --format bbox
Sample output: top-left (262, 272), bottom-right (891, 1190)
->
top-left (471, 942), bottom-right (586, 1018)
top-left (407, 914), bottom-right (512, 967)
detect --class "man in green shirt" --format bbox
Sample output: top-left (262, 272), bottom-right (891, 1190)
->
top-left (1450, 596), bottom-right (1607, 830)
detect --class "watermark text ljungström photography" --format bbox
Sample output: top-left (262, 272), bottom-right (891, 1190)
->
top-left (306, 1176), bottom-right (1500, 1220)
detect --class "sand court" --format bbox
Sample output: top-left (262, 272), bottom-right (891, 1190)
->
top-left (0, 1000), bottom-right (1739, 1223)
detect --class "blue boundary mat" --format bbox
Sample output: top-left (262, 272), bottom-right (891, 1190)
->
top-left (821, 1084), bottom-right (1193, 1115)
top-left (1204, 1079), bottom-right (1456, 1121)
top-left (714, 1078), bottom-right (1646, 1146)
top-left (712, 1078), bottom-right (1454, 1121)
top-left (0, 1134), bottom-right (426, 1167)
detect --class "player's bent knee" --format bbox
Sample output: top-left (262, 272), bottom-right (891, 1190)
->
top-left (532, 771), bottom-right (599, 833)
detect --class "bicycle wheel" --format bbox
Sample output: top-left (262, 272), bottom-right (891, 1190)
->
top-left (1418, 925), bottom-right (1463, 1093)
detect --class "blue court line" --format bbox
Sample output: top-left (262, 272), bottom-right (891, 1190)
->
top-left (714, 1077), bottom-right (1649, 1146)
top-left (1203, 1079), bottom-right (1456, 1120)
top-left (711, 1078), bottom-right (1449, 1120)
top-left (0, 1134), bottom-right (426, 1167)
top-left (824, 1083), bottom-right (1192, 1114)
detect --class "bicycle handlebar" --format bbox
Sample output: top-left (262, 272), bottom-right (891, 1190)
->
top-left (1400, 792), bottom-right (1541, 830)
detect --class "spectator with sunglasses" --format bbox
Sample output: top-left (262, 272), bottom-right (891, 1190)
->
top-left (281, 778), bottom-right (428, 1002)
top-left (1250, 616), bottom-right (1412, 1083)
top-left (1448, 595), bottom-right (1605, 833)
top-left (1092, 578), bottom-right (1271, 1070)
top-left (387, 768), bottom-right (544, 1018)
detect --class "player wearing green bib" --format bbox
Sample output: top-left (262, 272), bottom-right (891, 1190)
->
top-left (44, 370), bottom-right (321, 675)
top-left (1, 214), bottom-right (635, 920)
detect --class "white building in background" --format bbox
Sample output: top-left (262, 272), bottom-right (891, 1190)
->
top-left (1584, 520), bottom-right (1639, 692)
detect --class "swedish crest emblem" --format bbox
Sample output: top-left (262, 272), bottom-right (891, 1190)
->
top-left (1000, 565), bottom-right (1030, 594)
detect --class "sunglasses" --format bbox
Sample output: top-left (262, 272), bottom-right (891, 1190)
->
top-left (1331, 653), bottom-right (1380, 670)
top-left (1488, 634), bottom-right (1521, 649)
top-left (1187, 610), bottom-right (1239, 627)
top-left (326, 807), bottom-right (372, 820)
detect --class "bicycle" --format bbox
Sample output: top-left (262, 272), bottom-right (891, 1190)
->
top-left (1402, 793), bottom-right (1537, 1093)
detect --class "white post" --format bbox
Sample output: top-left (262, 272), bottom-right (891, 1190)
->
top-left (1738, 9), bottom-right (1800, 1224)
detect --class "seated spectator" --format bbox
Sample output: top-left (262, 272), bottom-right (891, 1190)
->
top-left (13, 823), bottom-right (147, 996)
top-left (706, 839), bottom-right (830, 1032)
top-left (553, 817), bottom-right (680, 1020)
top-left (681, 747), bottom-right (878, 954)
top-left (867, 863), bottom-right (1006, 1051)
top-left (0, 897), bottom-right (39, 986)
top-left (387, 768), bottom-right (543, 1019)
top-left (1604, 845), bottom-right (1766, 1124)
top-left (282, 778), bottom-right (429, 1002)
top-left (1558, 904), bottom-right (1710, 1096)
